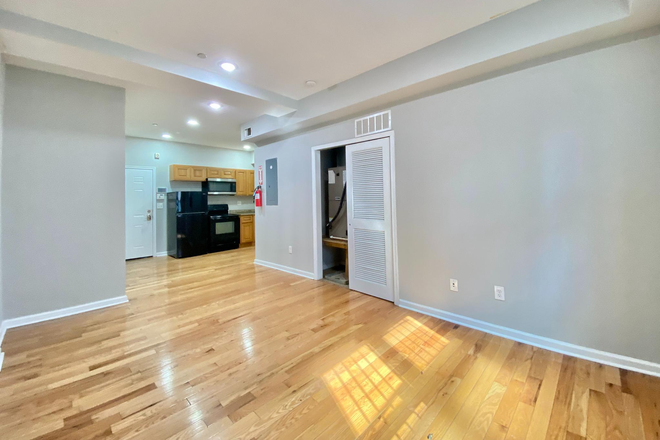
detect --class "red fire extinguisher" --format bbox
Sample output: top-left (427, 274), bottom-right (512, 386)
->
top-left (254, 185), bottom-right (263, 208)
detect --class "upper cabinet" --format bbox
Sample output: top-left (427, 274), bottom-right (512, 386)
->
top-left (170, 165), bottom-right (253, 188)
top-left (235, 169), bottom-right (256, 196)
top-left (170, 164), bottom-right (207, 182)
top-left (170, 164), bottom-right (192, 181)
top-left (190, 166), bottom-right (207, 181)
top-left (248, 170), bottom-right (255, 194)
top-left (208, 168), bottom-right (236, 179)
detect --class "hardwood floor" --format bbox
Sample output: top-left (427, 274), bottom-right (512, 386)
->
top-left (0, 246), bottom-right (658, 439)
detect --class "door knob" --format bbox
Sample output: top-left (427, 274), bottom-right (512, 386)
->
top-left (146, 214), bottom-right (152, 221)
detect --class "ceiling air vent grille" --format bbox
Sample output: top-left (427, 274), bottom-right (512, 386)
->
top-left (355, 110), bottom-right (391, 138)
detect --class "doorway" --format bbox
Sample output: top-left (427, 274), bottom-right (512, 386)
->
top-left (125, 167), bottom-right (157, 260)
top-left (311, 132), bottom-right (399, 304)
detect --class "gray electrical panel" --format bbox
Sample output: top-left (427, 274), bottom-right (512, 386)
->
top-left (265, 158), bottom-right (278, 205)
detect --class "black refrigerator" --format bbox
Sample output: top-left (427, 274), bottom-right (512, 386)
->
top-left (167, 192), bottom-right (208, 258)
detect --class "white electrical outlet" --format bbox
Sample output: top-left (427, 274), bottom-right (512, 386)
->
top-left (450, 279), bottom-right (458, 292)
top-left (494, 286), bottom-right (505, 301)
top-left (288, 246), bottom-right (293, 254)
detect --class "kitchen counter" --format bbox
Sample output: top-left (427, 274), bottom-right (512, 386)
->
top-left (230, 209), bottom-right (255, 215)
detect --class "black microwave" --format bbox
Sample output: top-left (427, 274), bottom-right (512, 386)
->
top-left (202, 178), bottom-right (236, 195)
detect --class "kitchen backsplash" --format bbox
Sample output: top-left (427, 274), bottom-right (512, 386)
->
top-left (208, 195), bottom-right (255, 210)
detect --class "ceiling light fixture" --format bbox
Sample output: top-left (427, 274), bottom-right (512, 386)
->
top-left (152, 123), bottom-right (158, 126)
top-left (220, 62), bottom-right (236, 72)
top-left (305, 80), bottom-right (317, 87)
top-left (209, 102), bottom-right (221, 110)
top-left (197, 53), bottom-right (207, 59)
top-left (162, 133), bottom-right (172, 139)
top-left (187, 119), bottom-right (200, 126)
top-left (243, 145), bottom-right (251, 150)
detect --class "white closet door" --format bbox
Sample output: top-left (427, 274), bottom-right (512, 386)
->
top-left (347, 137), bottom-right (394, 301)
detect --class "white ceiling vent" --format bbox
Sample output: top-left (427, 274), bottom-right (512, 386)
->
top-left (355, 110), bottom-right (391, 137)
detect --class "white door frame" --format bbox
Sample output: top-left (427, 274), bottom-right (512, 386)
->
top-left (125, 166), bottom-right (158, 258)
top-left (310, 130), bottom-right (400, 305)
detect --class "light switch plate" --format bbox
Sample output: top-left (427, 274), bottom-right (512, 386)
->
top-left (157, 202), bottom-right (164, 209)
top-left (450, 279), bottom-right (458, 292)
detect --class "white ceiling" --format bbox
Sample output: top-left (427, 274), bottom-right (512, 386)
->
top-left (0, 29), bottom-right (280, 149)
top-left (0, 0), bottom-right (659, 148)
top-left (0, 0), bottom-right (539, 99)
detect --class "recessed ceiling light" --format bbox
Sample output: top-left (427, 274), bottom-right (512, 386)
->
top-left (243, 145), bottom-right (251, 150)
top-left (152, 123), bottom-right (158, 127)
top-left (220, 62), bottom-right (236, 72)
top-left (162, 133), bottom-right (172, 139)
top-left (305, 80), bottom-right (317, 87)
top-left (187, 119), bottom-right (200, 126)
top-left (209, 102), bottom-right (221, 110)
top-left (197, 53), bottom-right (207, 59)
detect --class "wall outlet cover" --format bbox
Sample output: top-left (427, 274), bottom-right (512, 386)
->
top-left (450, 279), bottom-right (458, 292)
top-left (494, 286), bottom-right (505, 301)
top-left (288, 246), bottom-right (293, 254)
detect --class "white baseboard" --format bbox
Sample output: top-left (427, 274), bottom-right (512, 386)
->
top-left (0, 295), bottom-right (128, 373)
top-left (155, 251), bottom-right (168, 257)
top-left (399, 299), bottom-right (660, 378)
top-left (1, 296), bottom-right (129, 335)
top-left (253, 259), bottom-right (315, 280)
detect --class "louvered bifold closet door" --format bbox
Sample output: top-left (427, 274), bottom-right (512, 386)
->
top-left (346, 138), bottom-right (394, 302)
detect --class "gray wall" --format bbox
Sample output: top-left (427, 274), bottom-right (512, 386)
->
top-left (2, 66), bottom-right (126, 319)
top-left (0, 57), bottom-right (4, 324)
top-left (125, 137), bottom-right (254, 254)
top-left (255, 34), bottom-right (660, 363)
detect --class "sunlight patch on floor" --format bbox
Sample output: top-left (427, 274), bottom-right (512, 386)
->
top-left (383, 316), bottom-right (448, 371)
top-left (323, 345), bottom-right (403, 435)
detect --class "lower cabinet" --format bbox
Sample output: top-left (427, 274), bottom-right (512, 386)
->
top-left (240, 215), bottom-right (255, 245)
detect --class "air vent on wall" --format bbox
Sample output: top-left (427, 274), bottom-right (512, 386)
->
top-left (355, 110), bottom-right (391, 137)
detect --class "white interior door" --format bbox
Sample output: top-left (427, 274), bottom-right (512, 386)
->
top-left (125, 168), bottom-right (154, 260)
top-left (347, 138), bottom-right (394, 301)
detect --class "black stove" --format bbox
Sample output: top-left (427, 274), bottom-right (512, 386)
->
top-left (208, 204), bottom-right (240, 253)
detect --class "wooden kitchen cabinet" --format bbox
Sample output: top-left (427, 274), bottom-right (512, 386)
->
top-left (207, 167), bottom-right (236, 179)
top-left (236, 169), bottom-right (248, 196)
top-left (171, 165), bottom-right (252, 183)
top-left (219, 168), bottom-right (236, 179)
top-left (240, 215), bottom-right (255, 245)
top-left (206, 167), bottom-right (223, 179)
top-left (248, 170), bottom-right (255, 195)
top-left (170, 164), bottom-right (192, 181)
top-left (190, 166), bottom-right (207, 181)
top-left (169, 164), bottom-right (207, 182)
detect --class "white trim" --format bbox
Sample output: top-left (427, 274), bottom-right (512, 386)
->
top-left (0, 352), bottom-right (4, 372)
top-left (253, 259), bottom-right (315, 279)
top-left (1, 296), bottom-right (128, 331)
top-left (399, 299), bottom-right (660, 378)
top-left (310, 130), bottom-right (400, 305)
top-left (155, 251), bottom-right (169, 257)
top-left (125, 166), bottom-right (157, 259)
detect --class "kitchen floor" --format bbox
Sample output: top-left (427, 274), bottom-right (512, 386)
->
top-left (0, 247), bottom-right (658, 439)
